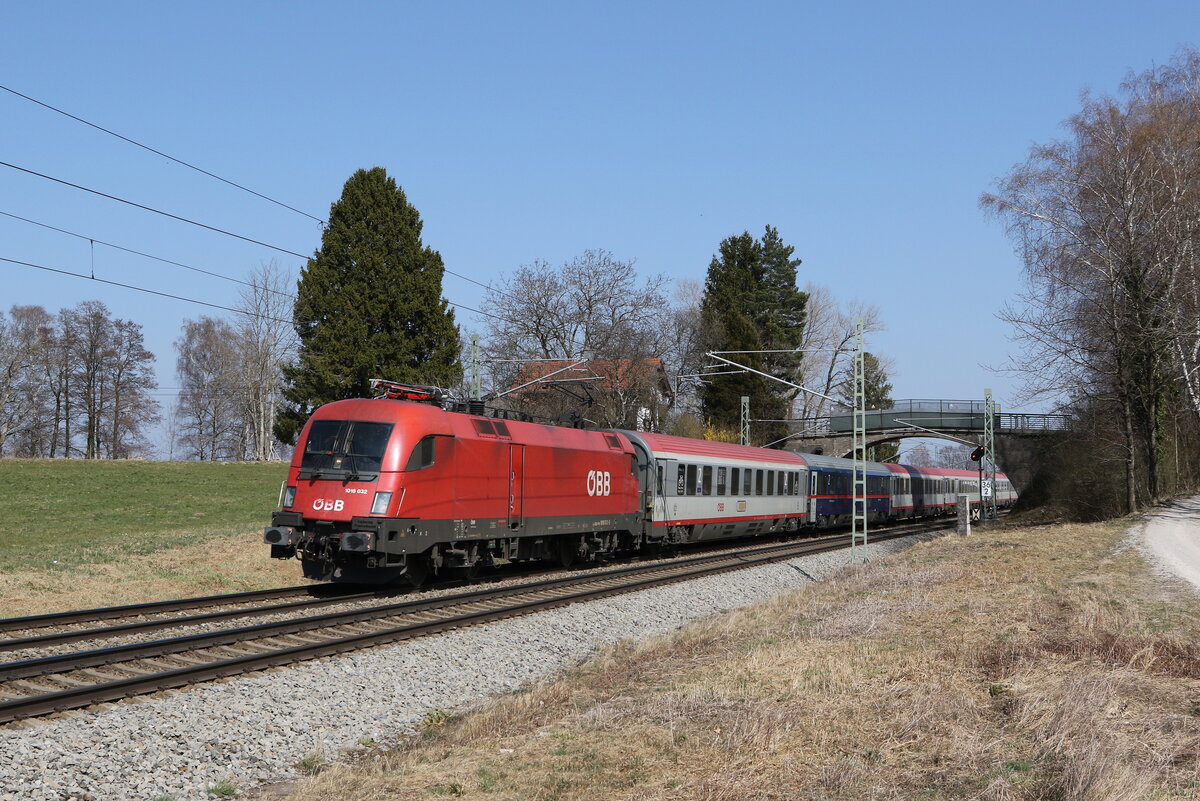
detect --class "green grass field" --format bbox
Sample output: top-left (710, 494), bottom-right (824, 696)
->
top-left (0, 459), bottom-right (289, 572)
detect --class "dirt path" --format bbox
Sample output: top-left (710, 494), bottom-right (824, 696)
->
top-left (1139, 494), bottom-right (1200, 591)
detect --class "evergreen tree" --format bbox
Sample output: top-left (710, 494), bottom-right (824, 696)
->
top-left (275, 168), bottom-right (462, 444)
top-left (699, 226), bottom-right (806, 446)
top-left (837, 351), bottom-right (894, 411)
top-left (755, 225), bottom-right (807, 388)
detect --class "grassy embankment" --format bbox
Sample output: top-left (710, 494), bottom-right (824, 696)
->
top-left (274, 516), bottom-right (1200, 801)
top-left (0, 459), bottom-right (299, 616)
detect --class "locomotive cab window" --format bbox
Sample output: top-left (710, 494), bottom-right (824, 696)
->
top-left (300, 420), bottom-right (394, 477)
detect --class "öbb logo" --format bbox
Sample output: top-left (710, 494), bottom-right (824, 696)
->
top-left (313, 499), bottom-right (345, 512)
top-left (586, 470), bottom-right (611, 497)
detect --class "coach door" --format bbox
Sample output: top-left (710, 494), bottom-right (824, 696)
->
top-left (808, 470), bottom-right (819, 520)
top-left (508, 444), bottom-right (525, 529)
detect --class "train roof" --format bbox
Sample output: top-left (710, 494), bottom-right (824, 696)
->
top-left (618, 431), bottom-right (807, 466)
top-left (307, 398), bottom-right (636, 454)
top-left (887, 462), bottom-right (1010, 481)
top-left (797, 451), bottom-right (893, 475)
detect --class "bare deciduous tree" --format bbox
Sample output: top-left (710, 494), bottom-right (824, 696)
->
top-left (175, 317), bottom-right (242, 460)
top-left (1, 302), bottom-right (158, 459)
top-left (234, 261), bottom-right (296, 460)
top-left (794, 284), bottom-right (888, 419)
top-left (479, 251), bottom-right (674, 428)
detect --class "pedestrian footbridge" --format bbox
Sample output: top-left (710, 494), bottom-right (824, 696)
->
top-left (786, 400), bottom-right (1069, 491)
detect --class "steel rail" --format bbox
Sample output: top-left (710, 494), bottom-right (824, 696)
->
top-left (0, 524), bottom-right (937, 725)
top-left (0, 589), bottom-right (397, 653)
top-left (0, 584), bottom-right (348, 633)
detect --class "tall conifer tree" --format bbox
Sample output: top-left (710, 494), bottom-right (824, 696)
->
top-left (275, 168), bottom-right (462, 444)
top-left (699, 226), bottom-right (806, 446)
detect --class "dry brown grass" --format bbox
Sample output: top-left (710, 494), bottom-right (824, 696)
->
top-left (266, 518), bottom-right (1200, 801)
top-left (0, 531), bottom-right (307, 617)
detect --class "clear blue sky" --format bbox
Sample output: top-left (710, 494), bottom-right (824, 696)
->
top-left (1, 1), bottom-right (1195, 453)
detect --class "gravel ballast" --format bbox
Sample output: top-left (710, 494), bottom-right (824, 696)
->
top-left (0, 532), bottom-right (939, 800)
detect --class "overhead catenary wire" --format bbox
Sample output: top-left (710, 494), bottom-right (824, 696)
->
top-left (0, 160), bottom-right (309, 259)
top-left (0, 255), bottom-right (294, 325)
top-left (0, 254), bottom-right (517, 328)
top-left (0, 209), bottom-right (297, 299)
top-left (0, 83), bottom-right (325, 225)
top-left (0, 209), bottom-right (522, 323)
top-left (0, 167), bottom-right (541, 332)
top-left (0, 88), bottom-right (592, 356)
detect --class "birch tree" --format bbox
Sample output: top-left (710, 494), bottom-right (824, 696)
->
top-left (234, 261), bottom-right (295, 460)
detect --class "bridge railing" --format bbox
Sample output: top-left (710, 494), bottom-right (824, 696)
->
top-left (998, 413), bottom-right (1071, 432)
top-left (805, 401), bottom-right (1073, 437)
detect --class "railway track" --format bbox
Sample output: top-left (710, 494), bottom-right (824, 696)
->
top-left (0, 582), bottom-right (386, 634)
top-left (0, 520), bottom-right (951, 725)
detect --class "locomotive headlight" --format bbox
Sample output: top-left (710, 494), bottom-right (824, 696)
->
top-left (370, 491), bottom-right (393, 515)
top-left (282, 485), bottom-right (297, 509)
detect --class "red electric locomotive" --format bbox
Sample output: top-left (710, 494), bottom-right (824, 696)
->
top-left (263, 384), bottom-right (643, 583)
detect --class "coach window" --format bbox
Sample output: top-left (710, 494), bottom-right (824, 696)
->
top-left (656, 463), bottom-right (665, 495)
top-left (717, 467), bottom-right (727, 495)
top-left (702, 466), bottom-right (713, 496)
top-left (753, 469), bottom-right (762, 496)
top-left (686, 465), bottom-right (698, 496)
top-left (676, 465), bottom-right (686, 495)
top-left (766, 471), bottom-right (775, 496)
top-left (743, 469), bottom-right (752, 495)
